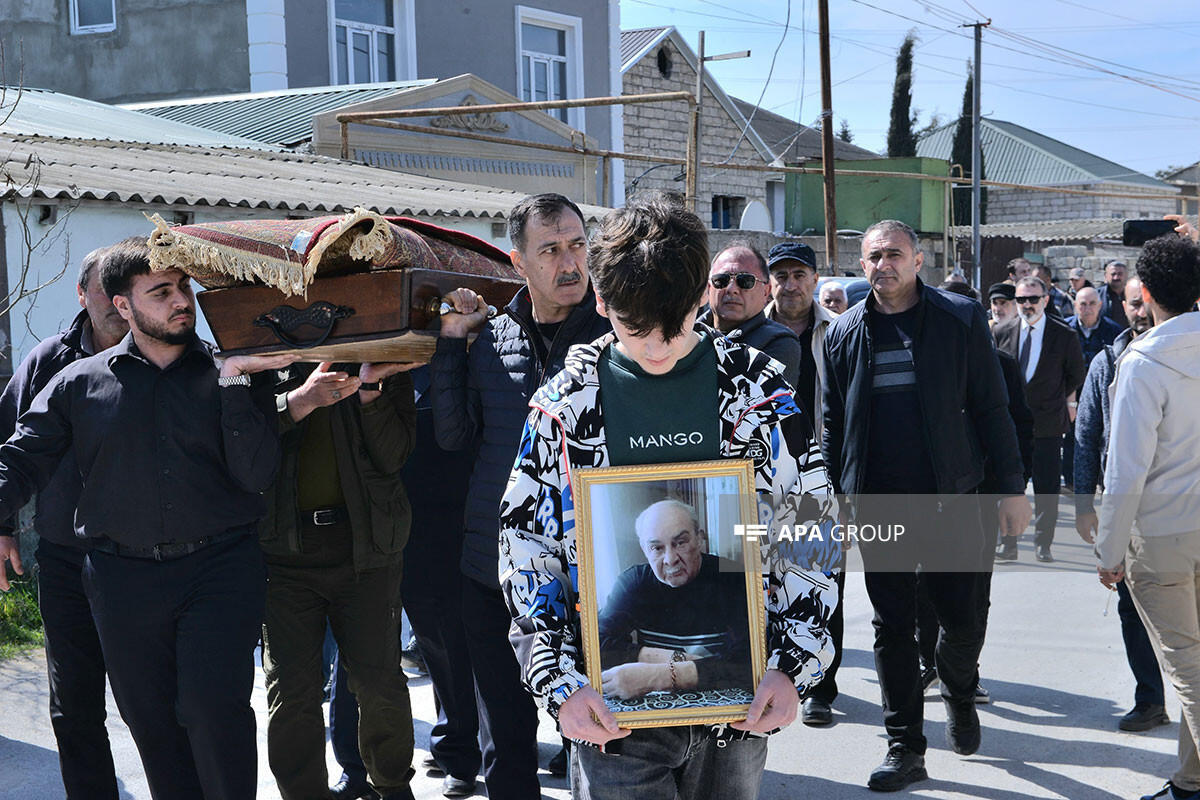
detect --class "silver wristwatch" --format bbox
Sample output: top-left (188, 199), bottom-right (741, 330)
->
top-left (217, 373), bottom-right (251, 388)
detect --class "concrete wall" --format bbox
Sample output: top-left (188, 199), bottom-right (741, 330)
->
top-left (622, 38), bottom-right (766, 223)
top-left (0, 199), bottom-right (507, 374)
top-left (987, 182), bottom-right (1177, 224)
top-left (708, 230), bottom-right (950, 279)
top-left (0, 0), bottom-right (250, 102)
top-left (1038, 243), bottom-right (1143, 290)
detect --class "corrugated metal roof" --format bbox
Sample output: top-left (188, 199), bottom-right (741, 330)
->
top-left (620, 27), bottom-right (672, 72)
top-left (949, 216), bottom-right (1125, 242)
top-left (728, 97), bottom-right (879, 162)
top-left (124, 80), bottom-right (436, 147)
top-left (917, 118), bottom-right (1170, 190)
top-left (0, 86), bottom-right (274, 149)
top-left (1164, 162), bottom-right (1199, 185)
top-left (0, 134), bottom-right (609, 221)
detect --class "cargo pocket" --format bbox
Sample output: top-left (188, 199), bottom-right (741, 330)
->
top-left (364, 471), bottom-right (411, 555)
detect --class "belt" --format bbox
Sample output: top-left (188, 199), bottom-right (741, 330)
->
top-left (92, 528), bottom-right (249, 562)
top-left (301, 506), bottom-right (349, 527)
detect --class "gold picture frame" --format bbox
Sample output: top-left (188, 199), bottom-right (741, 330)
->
top-left (573, 459), bottom-right (766, 728)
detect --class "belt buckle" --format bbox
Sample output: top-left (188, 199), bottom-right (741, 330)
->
top-left (312, 509), bottom-right (337, 526)
top-left (152, 544), bottom-right (165, 562)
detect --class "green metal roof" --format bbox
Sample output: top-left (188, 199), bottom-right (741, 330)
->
top-left (917, 118), bottom-right (1171, 190)
top-left (124, 80), bottom-right (436, 147)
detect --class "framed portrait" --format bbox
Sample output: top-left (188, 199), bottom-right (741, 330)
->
top-left (573, 459), bottom-right (766, 728)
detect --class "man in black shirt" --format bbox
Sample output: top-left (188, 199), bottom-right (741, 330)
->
top-left (0, 240), bottom-right (293, 800)
top-left (822, 220), bottom-right (1031, 792)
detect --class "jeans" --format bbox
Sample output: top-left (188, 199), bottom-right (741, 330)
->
top-left (36, 539), bottom-right (119, 800)
top-left (570, 728), bottom-right (767, 800)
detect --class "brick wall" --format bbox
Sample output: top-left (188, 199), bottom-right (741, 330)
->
top-left (622, 40), bottom-right (767, 224)
top-left (987, 183), bottom-right (1176, 224)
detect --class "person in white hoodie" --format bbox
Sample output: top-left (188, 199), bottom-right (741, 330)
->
top-left (1095, 233), bottom-right (1200, 800)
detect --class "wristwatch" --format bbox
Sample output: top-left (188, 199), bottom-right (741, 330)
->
top-left (359, 380), bottom-right (385, 393)
top-left (218, 373), bottom-right (251, 388)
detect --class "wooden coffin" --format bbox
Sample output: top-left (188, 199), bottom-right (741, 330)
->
top-left (198, 268), bottom-right (522, 363)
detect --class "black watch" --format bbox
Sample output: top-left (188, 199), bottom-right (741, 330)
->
top-left (360, 380), bottom-right (385, 393)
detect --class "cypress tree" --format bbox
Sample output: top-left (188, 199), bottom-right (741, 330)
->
top-left (886, 32), bottom-right (918, 157)
top-left (951, 64), bottom-right (987, 225)
top-left (838, 119), bottom-right (853, 143)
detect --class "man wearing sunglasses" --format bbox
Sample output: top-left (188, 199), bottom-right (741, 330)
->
top-left (992, 276), bottom-right (1085, 562)
top-left (700, 244), bottom-right (802, 389)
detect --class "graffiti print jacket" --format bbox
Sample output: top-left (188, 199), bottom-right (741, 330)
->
top-left (498, 327), bottom-right (840, 738)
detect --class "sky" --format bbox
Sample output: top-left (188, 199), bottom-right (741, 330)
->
top-left (619, 0), bottom-right (1200, 180)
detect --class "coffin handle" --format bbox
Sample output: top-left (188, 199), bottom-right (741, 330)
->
top-left (253, 301), bottom-right (355, 349)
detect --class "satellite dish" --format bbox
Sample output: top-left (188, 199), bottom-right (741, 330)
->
top-left (739, 200), bottom-right (772, 231)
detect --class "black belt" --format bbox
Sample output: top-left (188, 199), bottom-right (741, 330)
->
top-left (301, 506), bottom-right (349, 527)
top-left (92, 528), bottom-right (249, 562)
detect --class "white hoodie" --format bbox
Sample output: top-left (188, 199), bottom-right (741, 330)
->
top-left (1096, 311), bottom-right (1200, 569)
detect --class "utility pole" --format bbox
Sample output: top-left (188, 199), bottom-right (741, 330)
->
top-left (962, 19), bottom-right (990, 288)
top-left (691, 31), bottom-right (750, 215)
top-left (818, 0), bottom-right (837, 271)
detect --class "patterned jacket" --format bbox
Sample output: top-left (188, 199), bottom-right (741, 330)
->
top-left (498, 328), bottom-right (840, 739)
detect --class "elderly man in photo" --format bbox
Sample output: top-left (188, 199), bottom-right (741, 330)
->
top-left (701, 243), bottom-right (801, 389)
top-left (819, 282), bottom-right (849, 315)
top-left (598, 500), bottom-right (751, 702)
top-left (1095, 234), bottom-right (1200, 800)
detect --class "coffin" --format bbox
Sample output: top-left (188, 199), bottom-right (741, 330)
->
top-left (147, 209), bottom-right (522, 363)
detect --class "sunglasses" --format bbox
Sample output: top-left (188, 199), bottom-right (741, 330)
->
top-left (1015, 295), bottom-right (1044, 305)
top-left (710, 272), bottom-right (764, 290)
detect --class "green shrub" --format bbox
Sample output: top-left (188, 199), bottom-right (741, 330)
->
top-left (0, 572), bottom-right (43, 660)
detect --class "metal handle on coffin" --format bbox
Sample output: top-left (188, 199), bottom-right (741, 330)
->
top-left (253, 301), bottom-right (355, 349)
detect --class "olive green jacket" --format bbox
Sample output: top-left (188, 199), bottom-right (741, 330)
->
top-left (259, 366), bottom-right (416, 572)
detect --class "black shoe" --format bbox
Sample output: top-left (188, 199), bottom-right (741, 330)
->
top-left (421, 755), bottom-right (445, 777)
top-left (802, 697), bottom-right (833, 726)
top-left (1141, 781), bottom-right (1200, 800)
top-left (1035, 545), bottom-right (1054, 563)
top-left (995, 539), bottom-right (1018, 561)
top-left (442, 775), bottom-right (477, 798)
top-left (921, 666), bottom-right (939, 693)
top-left (867, 744), bottom-right (927, 792)
top-left (1121, 703), bottom-right (1170, 732)
top-left (547, 745), bottom-right (568, 776)
top-left (944, 697), bottom-right (981, 755)
top-left (975, 683), bottom-right (991, 704)
top-left (330, 776), bottom-right (380, 800)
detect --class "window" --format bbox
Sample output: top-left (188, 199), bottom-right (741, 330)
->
top-left (711, 196), bottom-right (743, 230)
top-left (70, 0), bottom-right (116, 34)
top-left (333, 0), bottom-right (397, 84)
top-left (515, 6), bottom-right (584, 129)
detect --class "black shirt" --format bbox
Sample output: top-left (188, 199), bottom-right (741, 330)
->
top-left (0, 333), bottom-right (279, 548)
top-left (796, 321), bottom-right (817, 427)
top-left (863, 306), bottom-right (937, 494)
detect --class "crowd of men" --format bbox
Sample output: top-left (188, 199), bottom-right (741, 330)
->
top-left (0, 192), bottom-right (1197, 800)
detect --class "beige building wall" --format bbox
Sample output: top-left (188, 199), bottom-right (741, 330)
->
top-left (987, 183), bottom-right (1176, 224)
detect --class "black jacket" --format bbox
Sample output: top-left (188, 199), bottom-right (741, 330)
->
top-left (699, 309), bottom-right (802, 389)
top-left (821, 280), bottom-right (1025, 500)
top-left (0, 311), bottom-right (93, 545)
top-left (259, 364), bottom-right (416, 572)
top-left (992, 314), bottom-right (1086, 439)
top-left (430, 285), bottom-right (611, 588)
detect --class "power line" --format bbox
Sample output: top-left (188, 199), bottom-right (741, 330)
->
top-left (715, 0), bottom-right (792, 164)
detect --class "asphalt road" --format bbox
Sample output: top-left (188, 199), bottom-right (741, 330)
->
top-left (0, 495), bottom-right (1179, 799)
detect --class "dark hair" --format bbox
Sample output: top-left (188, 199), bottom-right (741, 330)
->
top-left (713, 241), bottom-right (768, 279)
top-left (1032, 264), bottom-right (1054, 282)
top-left (507, 193), bottom-right (586, 253)
top-left (939, 279), bottom-right (979, 301)
top-left (862, 219), bottom-right (919, 252)
top-left (1006, 257), bottom-right (1032, 277)
top-left (1015, 276), bottom-right (1047, 295)
top-left (1135, 234), bottom-right (1200, 315)
top-left (588, 198), bottom-right (709, 340)
top-left (100, 236), bottom-right (154, 299)
top-left (77, 246), bottom-right (107, 291)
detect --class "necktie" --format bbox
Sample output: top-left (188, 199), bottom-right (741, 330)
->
top-left (1019, 326), bottom-right (1032, 380)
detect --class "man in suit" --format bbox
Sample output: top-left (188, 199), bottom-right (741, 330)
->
top-left (993, 276), bottom-right (1086, 562)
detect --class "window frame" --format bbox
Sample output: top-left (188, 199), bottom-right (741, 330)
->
top-left (514, 5), bottom-right (585, 132)
top-left (327, 0), bottom-right (416, 85)
top-left (70, 0), bottom-right (117, 35)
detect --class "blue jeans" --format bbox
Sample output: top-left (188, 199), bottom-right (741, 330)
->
top-left (570, 728), bottom-right (767, 800)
